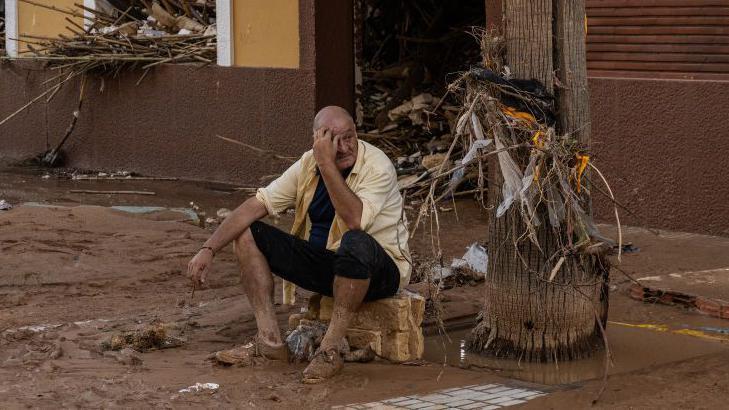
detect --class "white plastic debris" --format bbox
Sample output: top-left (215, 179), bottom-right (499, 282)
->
top-left (178, 28), bottom-right (193, 35)
top-left (451, 243), bottom-right (488, 274)
top-left (462, 139), bottom-right (493, 165)
top-left (178, 382), bottom-right (219, 394)
top-left (99, 25), bottom-right (119, 35)
top-left (0, 200), bottom-right (12, 211)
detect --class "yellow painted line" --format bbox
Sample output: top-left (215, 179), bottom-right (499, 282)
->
top-left (609, 321), bottom-right (729, 342)
top-left (608, 321), bottom-right (669, 332)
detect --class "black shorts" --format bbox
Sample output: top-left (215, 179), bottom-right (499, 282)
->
top-left (249, 221), bottom-right (400, 301)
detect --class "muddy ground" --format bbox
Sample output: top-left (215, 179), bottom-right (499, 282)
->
top-left (2, 163), bottom-right (729, 409)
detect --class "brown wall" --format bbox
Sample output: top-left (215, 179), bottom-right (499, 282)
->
top-left (0, 0), bottom-right (354, 185)
top-left (0, 62), bottom-right (316, 183)
top-left (590, 76), bottom-right (729, 237)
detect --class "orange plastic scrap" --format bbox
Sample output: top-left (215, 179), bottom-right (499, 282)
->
top-left (502, 106), bottom-right (537, 125)
top-left (574, 153), bottom-right (589, 193)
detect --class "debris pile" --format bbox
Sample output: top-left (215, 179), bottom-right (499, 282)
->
top-left (357, 0), bottom-right (486, 200)
top-left (12, 0), bottom-right (216, 77)
top-left (101, 322), bottom-right (184, 352)
top-left (417, 29), bottom-right (617, 266)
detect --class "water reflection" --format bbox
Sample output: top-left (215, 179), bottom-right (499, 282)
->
top-left (424, 325), bottom-right (727, 385)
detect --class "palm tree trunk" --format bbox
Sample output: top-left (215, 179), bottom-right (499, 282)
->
top-left (468, 0), bottom-right (609, 362)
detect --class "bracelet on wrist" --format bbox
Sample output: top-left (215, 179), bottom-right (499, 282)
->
top-left (199, 246), bottom-right (215, 256)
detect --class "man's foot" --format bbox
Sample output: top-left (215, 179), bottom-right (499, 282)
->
top-left (301, 348), bottom-right (343, 384)
top-left (214, 337), bottom-right (288, 366)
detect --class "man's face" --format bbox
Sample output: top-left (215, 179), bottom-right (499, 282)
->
top-left (315, 117), bottom-right (358, 171)
top-left (331, 127), bottom-right (358, 170)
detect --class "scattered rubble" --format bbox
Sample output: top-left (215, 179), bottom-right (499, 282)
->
top-left (101, 322), bottom-right (184, 353)
top-left (411, 243), bottom-right (487, 289)
top-left (630, 283), bottom-right (729, 320)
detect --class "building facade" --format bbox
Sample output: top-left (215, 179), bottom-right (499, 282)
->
top-left (1, 0), bottom-right (728, 236)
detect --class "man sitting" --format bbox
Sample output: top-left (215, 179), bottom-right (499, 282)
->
top-left (187, 106), bottom-right (410, 383)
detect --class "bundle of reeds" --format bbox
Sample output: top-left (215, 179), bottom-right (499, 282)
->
top-left (412, 29), bottom-right (619, 257)
top-left (9, 0), bottom-right (216, 77)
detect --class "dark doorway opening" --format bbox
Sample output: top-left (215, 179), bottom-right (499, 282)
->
top-left (355, 0), bottom-right (486, 160)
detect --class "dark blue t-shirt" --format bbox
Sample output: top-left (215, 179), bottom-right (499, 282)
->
top-left (308, 168), bottom-right (352, 249)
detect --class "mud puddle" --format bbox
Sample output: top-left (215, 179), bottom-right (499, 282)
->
top-left (423, 323), bottom-right (728, 385)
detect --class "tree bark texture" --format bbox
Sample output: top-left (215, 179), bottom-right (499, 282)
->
top-left (503, 0), bottom-right (553, 93)
top-left (470, 0), bottom-right (608, 362)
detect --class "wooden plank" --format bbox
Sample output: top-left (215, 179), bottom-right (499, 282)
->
top-left (589, 26), bottom-right (729, 36)
top-left (587, 6), bottom-right (729, 17)
top-left (587, 60), bottom-right (729, 73)
top-left (588, 16), bottom-right (729, 26)
top-left (588, 52), bottom-right (729, 64)
top-left (588, 43), bottom-right (729, 55)
top-left (587, 0), bottom-right (729, 8)
top-left (588, 34), bottom-right (729, 44)
top-left (588, 70), bottom-right (729, 81)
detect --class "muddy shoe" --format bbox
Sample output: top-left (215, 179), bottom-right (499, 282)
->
top-left (301, 348), bottom-right (343, 384)
top-left (214, 337), bottom-right (288, 366)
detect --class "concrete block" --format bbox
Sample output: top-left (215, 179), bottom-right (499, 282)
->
top-left (307, 293), bottom-right (424, 361)
top-left (346, 328), bottom-right (382, 356)
top-left (408, 325), bottom-right (424, 360)
top-left (408, 292), bottom-right (426, 326)
top-left (353, 297), bottom-right (411, 331)
top-left (318, 295), bottom-right (411, 331)
top-left (381, 331), bottom-right (410, 363)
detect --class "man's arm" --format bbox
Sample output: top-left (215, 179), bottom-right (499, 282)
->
top-left (188, 155), bottom-right (302, 285)
top-left (202, 197), bottom-right (268, 254)
top-left (319, 162), bottom-right (363, 230)
top-left (188, 197), bottom-right (267, 285)
top-left (313, 129), bottom-right (363, 230)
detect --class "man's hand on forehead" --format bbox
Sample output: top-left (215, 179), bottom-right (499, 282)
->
top-left (314, 126), bottom-right (352, 138)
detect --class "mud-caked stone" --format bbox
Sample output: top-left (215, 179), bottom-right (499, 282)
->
top-left (407, 326), bottom-right (424, 360)
top-left (346, 329), bottom-right (382, 356)
top-left (407, 292), bottom-right (426, 327)
top-left (381, 331), bottom-right (410, 363)
top-left (319, 295), bottom-right (411, 331)
top-left (310, 292), bottom-right (426, 362)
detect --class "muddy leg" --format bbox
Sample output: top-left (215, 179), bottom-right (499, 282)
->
top-left (319, 275), bottom-right (370, 351)
top-left (234, 228), bottom-right (282, 346)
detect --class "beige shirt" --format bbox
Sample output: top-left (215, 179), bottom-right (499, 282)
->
top-left (256, 140), bottom-right (411, 289)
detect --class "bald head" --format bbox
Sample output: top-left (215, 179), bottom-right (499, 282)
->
top-left (313, 106), bottom-right (355, 132)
